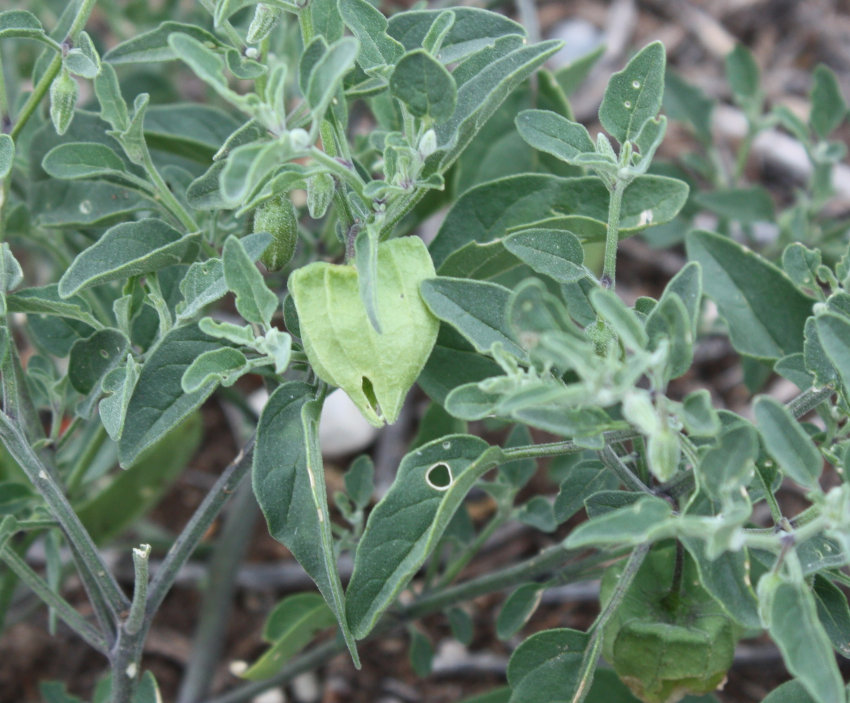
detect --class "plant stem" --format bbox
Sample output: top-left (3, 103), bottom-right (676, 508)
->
top-left (501, 428), bottom-right (639, 461)
top-left (9, 0), bottom-right (99, 140)
top-left (601, 180), bottom-right (627, 288)
top-left (207, 546), bottom-right (621, 703)
top-left (571, 543), bottom-right (650, 703)
top-left (309, 147), bottom-right (366, 198)
top-left (146, 438), bottom-right (254, 616)
top-left (177, 478), bottom-right (259, 703)
top-left (124, 544), bottom-right (151, 636)
top-left (0, 542), bottom-right (108, 654)
top-left (141, 150), bottom-right (199, 232)
top-left (435, 506), bottom-right (509, 588)
top-left (65, 423), bottom-right (107, 495)
top-left (0, 413), bottom-right (129, 619)
top-left (599, 445), bottom-right (654, 495)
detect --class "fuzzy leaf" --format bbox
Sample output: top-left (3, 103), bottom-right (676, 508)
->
top-left (599, 42), bottom-right (666, 145)
top-left (253, 383), bottom-right (359, 663)
top-left (346, 435), bottom-right (498, 638)
top-left (58, 220), bottom-right (198, 297)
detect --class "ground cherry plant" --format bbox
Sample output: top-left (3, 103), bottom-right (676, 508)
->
top-left (0, 1), bottom-right (849, 702)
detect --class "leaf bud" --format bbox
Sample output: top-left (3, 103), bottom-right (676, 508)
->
top-left (49, 67), bottom-right (78, 136)
top-left (256, 194), bottom-right (298, 271)
top-left (246, 3), bottom-right (283, 45)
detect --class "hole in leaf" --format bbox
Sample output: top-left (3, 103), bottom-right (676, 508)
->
top-left (426, 462), bottom-right (452, 490)
top-left (361, 376), bottom-right (382, 418)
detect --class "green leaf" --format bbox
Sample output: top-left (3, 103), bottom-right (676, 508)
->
top-left (664, 69), bottom-right (714, 143)
top-left (698, 424), bottom-right (758, 499)
top-left (353, 225), bottom-right (382, 333)
top-left (305, 37), bottom-right (358, 119)
top-left (759, 574), bottom-right (845, 703)
top-left (310, 0), bottom-right (344, 42)
top-left (515, 109), bottom-right (594, 164)
top-left (496, 583), bottom-right (544, 640)
top-left (0, 134), bottom-right (13, 180)
top-left (253, 383), bottom-right (359, 663)
top-left (94, 63), bottom-right (129, 132)
top-left (99, 357), bottom-right (139, 441)
top-left (810, 65), bottom-right (847, 139)
top-left (554, 461), bottom-right (617, 523)
top-left (42, 142), bottom-right (127, 180)
top-left (241, 593), bottom-right (337, 680)
top-left (181, 348), bottom-right (249, 393)
top-left (68, 329), bottom-right (129, 395)
top-left (502, 229), bottom-right (585, 283)
top-left (166, 33), bottom-right (244, 107)
top-left (344, 455), bottom-right (374, 509)
top-left (564, 495), bottom-right (672, 549)
top-left (118, 324), bottom-right (219, 467)
top-left (33, 180), bottom-right (155, 228)
top-left (431, 174), bottom-right (688, 267)
top-left (222, 236), bottom-right (279, 328)
top-left (346, 435), bottom-right (498, 638)
top-left (144, 104), bottom-right (242, 163)
top-left (104, 22), bottom-right (225, 64)
top-left (681, 537), bottom-right (760, 630)
top-left (387, 7), bottom-right (524, 64)
top-left (590, 288), bottom-right (648, 351)
top-left (431, 40), bottom-right (562, 172)
top-left (339, 0), bottom-right (404, 70)
top-left (599, 41), bottom-right (666, 145)
top-left (78, 413), bottom-right (201, 543)
top-left (814, 313), bottom-right (850, 394)
top-left (681, 389), bottom-right (720, 437)
top-left (754, 395), bottom-right (822, 489)
top-left (418, 325), bottom-right (503, 406)
top-left (686, 230), bottom-right (814, 359)
top-left (725, 44), bottom-right (760, 104)
top-left (506, 628), bottom-right (589, 703)
top-left (447, 606), bottom-right (473, 645)
top-left (693, 187), bottom-right (775, 223)
top-left (176, 233), bottom-right (271, 321)
top-left (409, 628), bottom-right (434, 677)
top-left (58, 220), bottom-right (199, 298)
top-left (290, 237), bottom-right (439, 426)
top-left (813, 575), bottom-right (850, 659)
top-left (645, 292), bottom-right (693, 380)
top-left (420, 277), bottom-right (524, 360)
top-left (390, 50), bottom-right (456, 122)
top-left (762, 680), bottom-right (820, 703)
top-left (0, 10), bottom-right (47, 41)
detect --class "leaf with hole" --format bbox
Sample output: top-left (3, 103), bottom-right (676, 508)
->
top-left (346, 435), bottom-right (498, 638)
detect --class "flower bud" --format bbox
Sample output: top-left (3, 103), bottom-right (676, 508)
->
top-left (418, 129), bottom-right (437, 158)
top-left (49, 67), bottom-right (78, 136)
top-left (256, 195), bottom-right (298, 271)
top-left (246, 3), bottom-right (283, 45)
top-left (306, 172), bottom-right (334, 219)
top-left (647, 428), bottom-right (681, 482)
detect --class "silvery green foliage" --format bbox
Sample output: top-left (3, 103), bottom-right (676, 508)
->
top-left (0, 4), bottom-right (848, 703)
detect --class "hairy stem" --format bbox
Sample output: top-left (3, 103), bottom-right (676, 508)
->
top-left (0, 413), bottom-right (129, 619)
top-left (601, 180), bottom-right (627, 288)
